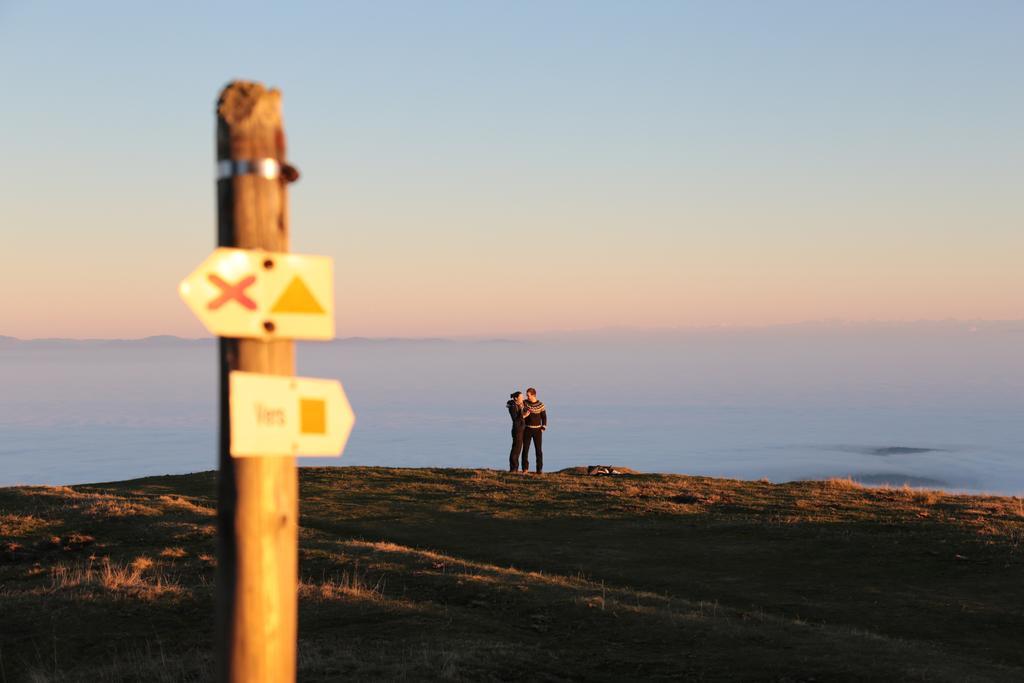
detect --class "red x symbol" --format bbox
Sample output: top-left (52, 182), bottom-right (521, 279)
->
top-left (208, 274), bottom-right (257, 311)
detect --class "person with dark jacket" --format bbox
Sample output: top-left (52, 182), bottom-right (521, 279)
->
top-left (506, 391), bottom-right (528, 472)
top-left (521, 387), bottom-right (547, 473)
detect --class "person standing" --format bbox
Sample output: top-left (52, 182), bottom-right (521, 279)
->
top-left (506, 391), bottom-right (528, 472)
top-left (521, 387), bottom-right (547, 473)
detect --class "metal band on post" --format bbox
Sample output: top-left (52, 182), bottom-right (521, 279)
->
top-left (217, 158), bottom-right (282, 180)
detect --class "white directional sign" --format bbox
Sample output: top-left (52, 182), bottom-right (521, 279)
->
top-left (179, 248), bottom-right (334, 340)
top-left (229, 371), bottom-right (355, 457)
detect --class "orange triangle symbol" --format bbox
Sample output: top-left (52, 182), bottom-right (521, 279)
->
top-left (271, 277), bottom-right (325, 314)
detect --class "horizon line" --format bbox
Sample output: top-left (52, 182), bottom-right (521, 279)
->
top-left (3, 317), bottom-right (1023, 343)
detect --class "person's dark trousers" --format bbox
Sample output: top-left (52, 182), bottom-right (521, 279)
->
top-left (522, 428), bottom-right (543, 472)
top-left (509, 429), bottom-right (524, 472)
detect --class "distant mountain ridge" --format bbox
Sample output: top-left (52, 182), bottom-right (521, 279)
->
top-left (0, 335), bottom-right (511, 347)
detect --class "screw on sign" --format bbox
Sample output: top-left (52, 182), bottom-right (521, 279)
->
top-left (179, 247), bottom-right (334, 340)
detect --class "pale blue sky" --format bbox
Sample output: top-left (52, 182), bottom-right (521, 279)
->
top-left (2, 1), bottom-right (1021, 338)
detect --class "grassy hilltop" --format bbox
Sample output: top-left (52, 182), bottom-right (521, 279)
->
top-left (2, 467), bottom-right (1023, 681)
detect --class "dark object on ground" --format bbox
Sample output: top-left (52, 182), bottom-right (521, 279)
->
top-left (557, 465), bottom-right (640, 475)
top-left (588, 465), bottom-right (625, 476)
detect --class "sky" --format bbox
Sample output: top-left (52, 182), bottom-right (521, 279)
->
top-left (1, 1), bottom-right (1021, 339)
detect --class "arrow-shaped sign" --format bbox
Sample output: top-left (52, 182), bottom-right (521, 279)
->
top-left (229, 371), bottom-right (355, 457)
top-left (179, 248), bottom-right (334, 340)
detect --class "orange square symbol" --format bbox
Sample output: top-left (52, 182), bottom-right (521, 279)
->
top-left (300, 398), bottom-right (327, 434)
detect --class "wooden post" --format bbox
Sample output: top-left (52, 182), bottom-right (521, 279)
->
top-left (215, 81), bottom-right (298, 682)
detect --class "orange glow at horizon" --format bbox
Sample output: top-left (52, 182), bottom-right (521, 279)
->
top-left (4, 196), bottom-right (1021, 339)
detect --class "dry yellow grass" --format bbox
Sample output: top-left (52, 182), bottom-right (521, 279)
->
top-left (157, 494), bottom-right (215, 516)
top-left (824, 476), bottom-right (863, 489)
top-left (0, 512), bottom-right (55, 536)
top-left (297, 570), bottom-right (387, 602)
top-left (48, 557), bottom-right (181, 599)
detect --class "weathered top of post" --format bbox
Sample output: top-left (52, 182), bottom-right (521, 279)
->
top-left (218, 81), bottom-right (281, 128)
top-left (217, 81), bottom-right (284, 163)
